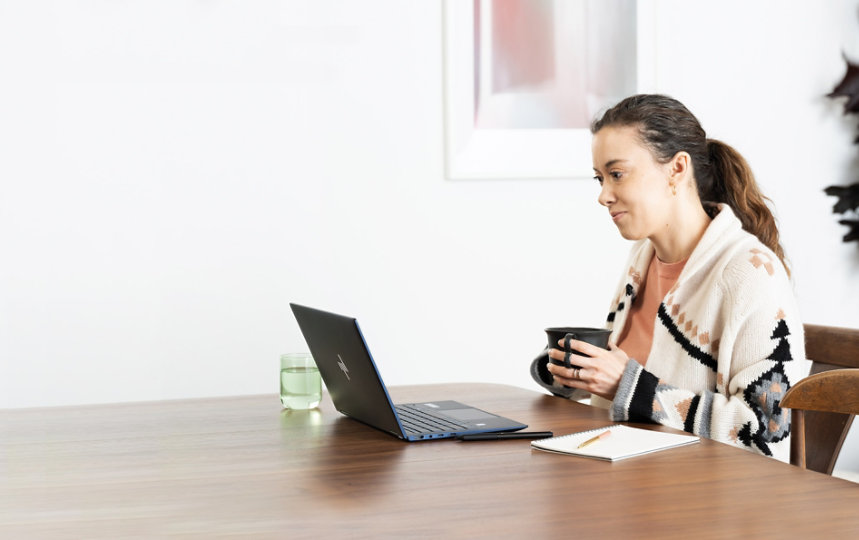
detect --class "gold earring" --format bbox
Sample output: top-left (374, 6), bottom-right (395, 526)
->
top-left (672, 185), bottom-right (677, 196)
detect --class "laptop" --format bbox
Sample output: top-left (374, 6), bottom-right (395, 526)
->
top-left (289, 303), bottom-right (528, 441)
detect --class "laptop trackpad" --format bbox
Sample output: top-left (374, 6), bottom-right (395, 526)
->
top-left (442, 408), bottom-right (495, 422)
top-left (417, 401), bottom-right (499, 424)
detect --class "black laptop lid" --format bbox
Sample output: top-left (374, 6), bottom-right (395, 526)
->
top-left (289, 303), bottom-right (405, 438)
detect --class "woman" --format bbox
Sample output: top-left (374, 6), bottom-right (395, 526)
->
top-left (532, 94), bottom-right (805, 460)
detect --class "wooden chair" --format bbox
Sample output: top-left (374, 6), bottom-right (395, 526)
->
top-left (780, 324), bottom-right (859, 474)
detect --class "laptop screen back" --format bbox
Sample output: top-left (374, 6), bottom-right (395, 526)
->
top-left (290, 303), bottom-right (404, 438)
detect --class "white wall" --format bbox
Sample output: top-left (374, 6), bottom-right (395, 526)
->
top-left (2, 0), bottom-right (858, 473)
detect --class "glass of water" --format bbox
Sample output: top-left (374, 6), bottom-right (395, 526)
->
top-left (280, 353), bottom-right (322, 409)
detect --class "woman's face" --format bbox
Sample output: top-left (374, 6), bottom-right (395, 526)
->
top-left (592, 125), bottom-right (675, 242)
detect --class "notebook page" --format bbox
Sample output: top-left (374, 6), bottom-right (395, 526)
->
top-left (530, 425), bottom-right (699, 461)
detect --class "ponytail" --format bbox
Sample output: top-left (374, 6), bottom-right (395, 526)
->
top-left (706, 139), bottom-right (789, 276)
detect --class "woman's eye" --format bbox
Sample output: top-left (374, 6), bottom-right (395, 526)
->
top-left (610, 171), bottom-right (623, 180)
top-left (593, 175), bottom-right (603, 185)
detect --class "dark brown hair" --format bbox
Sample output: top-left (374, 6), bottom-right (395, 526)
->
top-left (591, 94), bottom-right (788, 274)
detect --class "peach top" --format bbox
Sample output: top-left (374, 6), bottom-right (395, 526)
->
top-left (616, 255), bottom-right (687, 366)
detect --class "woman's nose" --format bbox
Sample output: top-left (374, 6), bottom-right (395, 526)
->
top-left (598, 183), bottom-right (614, 207)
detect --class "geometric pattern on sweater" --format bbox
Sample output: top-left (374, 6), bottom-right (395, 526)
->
top-left (607, 268), bottom-right (640, 323)
top-left (613, 310), bottom-right (796, 457)
top-left (607, 274), bottom-right (720, 372)
top-left (656, 303), bottom-right (717, 372)
top-left (737, 315), bottom-right (795, 455)
top-left (749, 248), bottom-right (776, 276)
top-left (767, 318), bottom-right (794, 362)
top-left (618, 307), bottom-right (796, 458)
top-left (606, 279), bottom-right (637, 324)
top-left (738, 361), bottom-right (791, 456)
top-left (645, 380), bottom-right (712, 431)
top-left (604, 205), bottom-right (805, 461)
top-left (624, 305), bottom-right (798, 459)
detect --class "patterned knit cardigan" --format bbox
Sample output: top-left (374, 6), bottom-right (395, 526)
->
top-left (596, 204), bottom-right (805, 461)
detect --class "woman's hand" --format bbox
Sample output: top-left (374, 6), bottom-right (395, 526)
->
top-left (546, 339), bottom-right (630, 401)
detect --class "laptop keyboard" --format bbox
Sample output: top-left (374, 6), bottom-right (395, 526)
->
top-left (396, 404), bottom-right (467, 434)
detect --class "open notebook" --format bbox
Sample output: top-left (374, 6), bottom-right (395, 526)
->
top-left (530, 425), bottom-right (699, 461)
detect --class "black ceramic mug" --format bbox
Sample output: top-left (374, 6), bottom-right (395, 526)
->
top-left (544, 327), bottom-right (612, 369)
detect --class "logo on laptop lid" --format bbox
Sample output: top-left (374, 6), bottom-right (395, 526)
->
top-left (337, 354), bottom-right (351, 381)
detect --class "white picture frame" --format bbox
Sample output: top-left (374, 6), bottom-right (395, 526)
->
top-left (443, 0), bottom-right (658, 180)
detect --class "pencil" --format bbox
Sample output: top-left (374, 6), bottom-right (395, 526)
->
top-left (576, 429), bottom-right (612, 449)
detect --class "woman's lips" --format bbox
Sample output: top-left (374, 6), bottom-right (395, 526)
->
top-left (611, 211), bottom-right (626, 222)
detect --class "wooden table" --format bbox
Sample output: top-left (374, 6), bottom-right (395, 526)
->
top-left (1, 383), bottom-right (858, 538)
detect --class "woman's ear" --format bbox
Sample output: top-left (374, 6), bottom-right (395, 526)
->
top-left (668, 151), bottom-right (692, 187)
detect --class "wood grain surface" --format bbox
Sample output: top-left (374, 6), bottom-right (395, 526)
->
top-left (1, 383), bottom-right (857, 538)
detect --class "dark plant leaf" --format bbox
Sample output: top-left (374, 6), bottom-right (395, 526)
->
top-left (837, 219), bottom-right (859, 242)
top-left (823, 183), bottom-right (859, 214)
top-left (828, 54), bottom-right (859, 114)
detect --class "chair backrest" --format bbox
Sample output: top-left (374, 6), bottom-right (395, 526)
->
top-left (781, 324), bottom-right (859, 474)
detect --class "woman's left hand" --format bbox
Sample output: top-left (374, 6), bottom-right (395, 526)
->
top-left (546, 339), bottom-right (630, 401)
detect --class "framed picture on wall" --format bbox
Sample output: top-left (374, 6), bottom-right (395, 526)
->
top-left (443, 0), bottom-right (657, 180)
